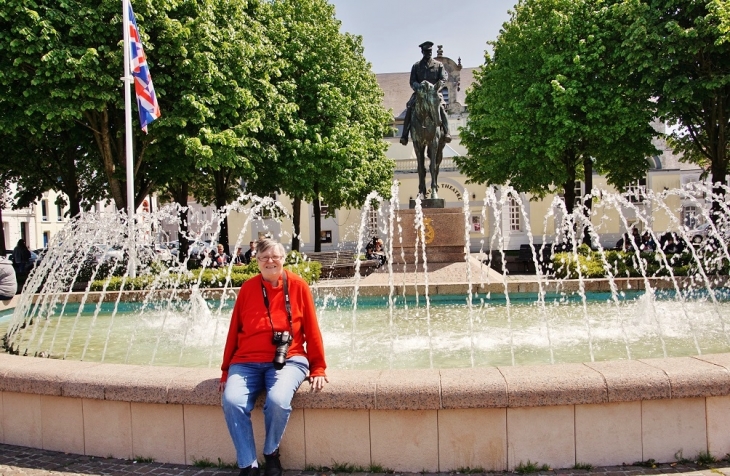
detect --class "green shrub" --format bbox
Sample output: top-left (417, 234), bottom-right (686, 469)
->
top-left (552, 249), bottom-right (700, 279)
top-left (552, 252), bottom-right (606, 279)
top-left (576, 243), bottom-right (592, 256)
top-left (90, 253), bottom-right (322, 291)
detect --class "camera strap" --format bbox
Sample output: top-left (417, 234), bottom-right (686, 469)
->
top-left (260, 272), bottom-right (293, 333)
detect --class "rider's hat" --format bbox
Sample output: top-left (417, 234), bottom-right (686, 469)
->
top-left (419, 41), bottom-right (434, 50)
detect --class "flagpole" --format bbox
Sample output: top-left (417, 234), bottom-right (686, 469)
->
top-left (122, 0), bottom-right (136, 277)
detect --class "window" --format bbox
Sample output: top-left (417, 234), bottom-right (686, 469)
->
top-left (574, 181), bottom-right (583, 207)
top-left (440, 87), bottom-right (449, 107)
top-left (56, 203), bottom-right (63, 221)
top-left (20, 222), bottom-right (28, 242)
top-left (41, 200), bottom-right (48, 221)
top-left (682, 206), bottom-right (700, 229)
top-left (259, 193), bottom-right (279, 218)
top-left (509, 197), bottom-right (521, 232)
top-left (625, 178), bottom-right (647, 203)
top-left (367, 209), bottom-right (378, 239)
top-left (320, 230), bottom-right (332, 243)
top-left (313, 202), bottom-right (329, 217)
top-left (384, 125), bottom-right (400, 138)
top-left (559, 181), bottom-right (583, 207)
top-left (43, 231), bottom-right (50, 248)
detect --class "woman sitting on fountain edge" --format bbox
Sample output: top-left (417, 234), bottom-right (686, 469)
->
top-left (219, 237), bottom-right (328, 476)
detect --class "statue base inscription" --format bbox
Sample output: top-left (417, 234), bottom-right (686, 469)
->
top-left (395, 208), bottom-right (466, 264)
top-left (409, 198), bottom-right (444, 209)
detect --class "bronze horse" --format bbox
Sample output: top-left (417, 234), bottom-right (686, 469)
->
top-left (409, 80), bottom-right (446, 199)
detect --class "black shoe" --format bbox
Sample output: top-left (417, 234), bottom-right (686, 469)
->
top-left (264, 449), bottom-right (283, 476)
top-left (238, 466), bottom-right (260, 476)
top-left (399, 136), bottom-right (408, 145)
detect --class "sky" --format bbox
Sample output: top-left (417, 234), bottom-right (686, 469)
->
top-left (328, 0), bottom-right (517, 74)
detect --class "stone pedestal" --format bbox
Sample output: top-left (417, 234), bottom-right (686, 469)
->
top-left (395, 208), bottom-right (466, 264)
top-left (409, 198), bottom-right (444, 209)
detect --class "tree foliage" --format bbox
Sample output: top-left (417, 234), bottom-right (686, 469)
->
top-left (142, 0), bottom-right (291, 252)
top-left (0, 124), bottom-right (108, 217)
top-left (0, 0), bottom-right (163, 211)
top-left (0, 0), bottom-right (287, 221)
top-left (259, 0), bottom-right (394, 249)
top-left (713, 0), bottom-right (730, 41)
top-left (617, 0), bottom-right (730, 202)
top-left (0, 0), bottom-right (394, 252)
top-left (458, 0), bottom-right (659, 213)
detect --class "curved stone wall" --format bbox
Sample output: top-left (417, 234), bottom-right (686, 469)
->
top-left (1, 352), bottom-right (730, 472)
top-left (3, 281), bottom-right (730, 471)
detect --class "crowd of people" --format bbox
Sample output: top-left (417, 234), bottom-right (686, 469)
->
top-left (615, 228), bottom-right (686, 254)
top-left (200, 241), bottom-right (258, 269)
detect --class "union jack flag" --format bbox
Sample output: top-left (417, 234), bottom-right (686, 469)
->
top-left (127, 2), bottom-right (161, 133)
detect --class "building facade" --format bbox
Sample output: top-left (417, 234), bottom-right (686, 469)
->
top-left (2, 188), bottom-right (71, 253)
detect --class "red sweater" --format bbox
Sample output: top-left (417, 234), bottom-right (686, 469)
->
top-left (220, 270), bottom-right (326, 382)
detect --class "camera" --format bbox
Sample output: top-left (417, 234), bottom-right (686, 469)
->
top-left (272, 330), bottom-right (292, 370)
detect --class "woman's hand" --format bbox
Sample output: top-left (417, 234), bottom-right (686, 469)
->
top-left (218, 380), bottom-right (226, 393)
top-left (308, 375), bottom-right (329, 392)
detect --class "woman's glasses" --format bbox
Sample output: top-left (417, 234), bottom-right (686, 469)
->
top-left (258, 255), bottom-right (283, 262)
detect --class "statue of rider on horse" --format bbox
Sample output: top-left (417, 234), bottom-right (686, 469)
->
top-left (400, 41), bottom-right (452, 146)
top-left (400, 41), bottom-right (451, 201)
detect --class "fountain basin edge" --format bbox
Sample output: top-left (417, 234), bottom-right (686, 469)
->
top-left (1, 351), bottom-right (730, 471)
top-left (3, 279), bottom-right (730, 471)
top-left (7, 276), bottom-right (727, 304)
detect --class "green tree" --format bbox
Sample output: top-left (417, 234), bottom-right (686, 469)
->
top-left (1, 125), bottom-right (108, 218)
top-left (0, 0), bottom-right (294, 257)
top-left (618, 0), bottom-right (730, 214)
top-left (459, 0), bottom-right (658, 218)
top-left (0, 0), bottom-right (165, 211)
top-left (257, 0), bottom-right (394, 251)
top-left (710, 0), bottom-right (729, 42)
top-left (142, 0), bottom-right (291, 254)
top-left (0, 0), bottom-right (285, 237)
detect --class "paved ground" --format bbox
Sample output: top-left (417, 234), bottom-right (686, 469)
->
top-left (2, 444), bottom-right (730, 476)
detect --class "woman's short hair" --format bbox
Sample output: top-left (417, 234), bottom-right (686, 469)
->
top-left (255, 237), bottom-right (285, 258)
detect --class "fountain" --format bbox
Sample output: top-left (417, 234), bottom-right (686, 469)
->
top-left (2, 184), bottom-right (730, 471)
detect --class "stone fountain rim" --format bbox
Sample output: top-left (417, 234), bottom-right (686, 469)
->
top-left (1, 351), bottom-right (730, 410)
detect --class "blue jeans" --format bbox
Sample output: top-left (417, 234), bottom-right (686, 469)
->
top-left (222, 356), bottom-right (309, 468)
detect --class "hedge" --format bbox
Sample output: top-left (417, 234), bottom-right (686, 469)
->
top-left (551, 244), bottom-right (708, 279)
top-left (90, 255), bottom-right (321, 291)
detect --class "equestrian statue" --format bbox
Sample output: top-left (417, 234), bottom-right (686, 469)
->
top-left (400, 41), bottom-right (451, 201)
